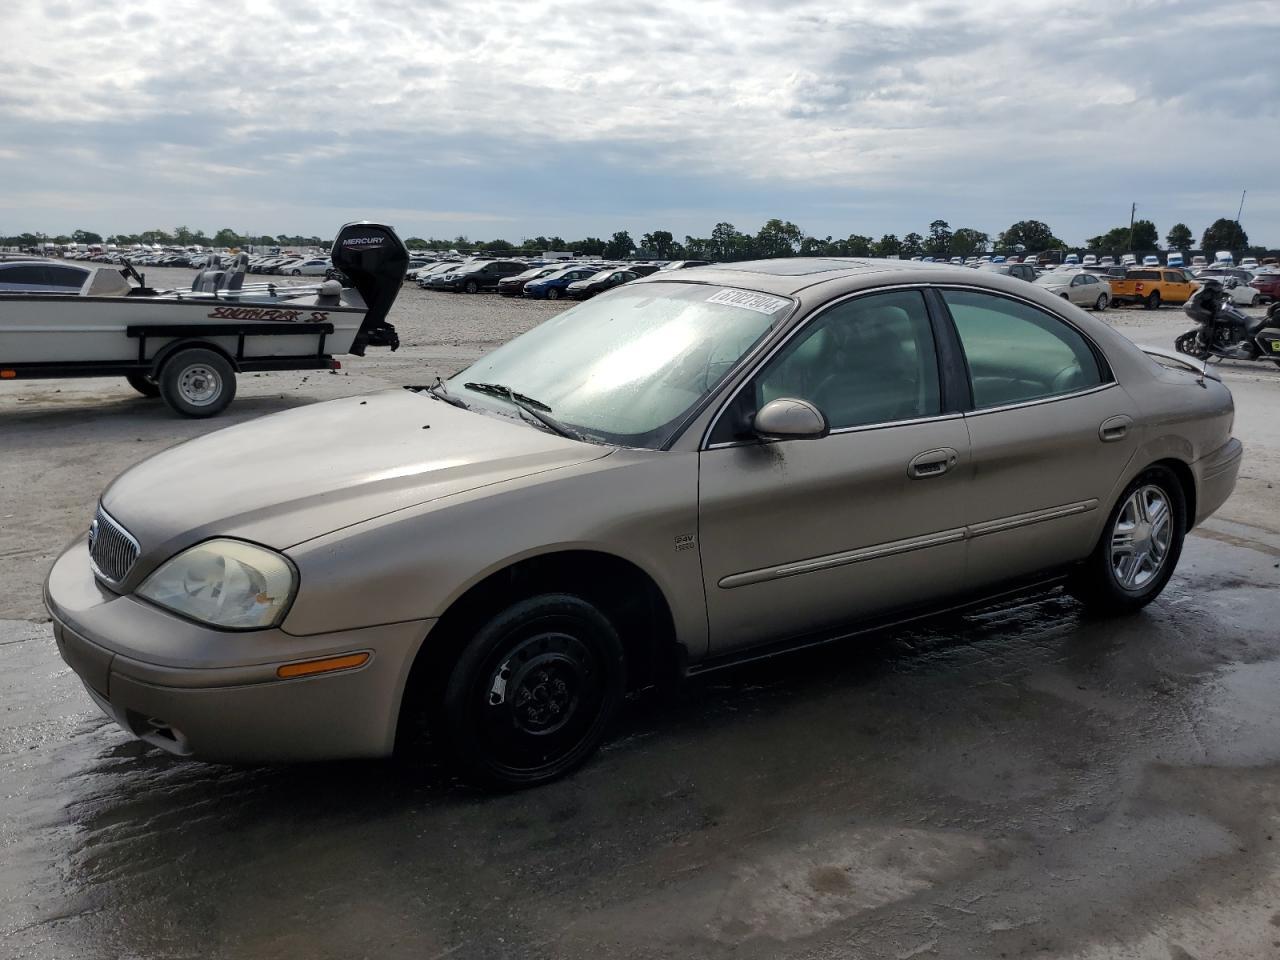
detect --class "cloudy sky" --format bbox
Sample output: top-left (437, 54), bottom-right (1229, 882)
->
top-left (3, 0), bottom-right (1277, 246)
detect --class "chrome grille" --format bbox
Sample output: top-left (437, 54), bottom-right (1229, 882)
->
top-left (88, 505), bottom-right (139, 584)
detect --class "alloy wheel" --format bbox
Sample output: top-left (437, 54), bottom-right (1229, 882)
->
top-left (1110, 484), bottom-right (1173, 590)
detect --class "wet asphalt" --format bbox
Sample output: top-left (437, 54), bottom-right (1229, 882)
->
top-left (3, 270), bottom-right (1280, 959)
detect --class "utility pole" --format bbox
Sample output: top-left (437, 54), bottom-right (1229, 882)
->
top-left (1127, 202), bottom-right (1136, 255)
top-left (1236, 189), bottom-right (1246, 224)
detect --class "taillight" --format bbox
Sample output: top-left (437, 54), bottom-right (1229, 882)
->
top-left (1135, 282), bottom-right (1144, 291)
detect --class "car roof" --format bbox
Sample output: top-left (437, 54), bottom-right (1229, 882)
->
top-left (629, 257), bottom-right (997, 298)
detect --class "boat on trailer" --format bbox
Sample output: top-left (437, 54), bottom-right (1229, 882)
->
top-left (0, 222), bottom-right (408, 417)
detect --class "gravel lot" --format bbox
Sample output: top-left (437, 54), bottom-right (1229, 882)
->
top-left (3, 267), bottom-right (1280, 959)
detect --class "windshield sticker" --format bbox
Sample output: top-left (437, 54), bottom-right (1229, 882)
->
top-left (706, 288), bottom-right (789, 315)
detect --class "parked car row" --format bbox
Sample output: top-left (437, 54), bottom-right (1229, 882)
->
top-left (57, 247), bottom-right (335, 277)
top-left (403, 256), bottom-right (704, 300)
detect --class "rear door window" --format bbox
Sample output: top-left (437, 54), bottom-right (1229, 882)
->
top-left (941, 290), bottom-right (1106, 409)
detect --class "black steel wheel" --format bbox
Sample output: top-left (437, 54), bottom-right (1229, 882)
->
top-left (1145, 290), bottom-right (1161, 310)
top-left (125, 373), bottom-right (161, 398)
top-left (442, 594), bottom-right (624, 789)
top-left (158, 347), bottom-right (236, 418)
top-left (1068, 465), bottom-right (1186, 615)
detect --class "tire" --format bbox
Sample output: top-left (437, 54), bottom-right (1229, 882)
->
top-left (1060, 292), bottom-right (1069, 300)
top-left (1094, 294), bottom-right (1109, 311)
top-left (291, 269), bottom-right (301, 276)
top-left (439, 593), bottom-right (625, 789)
top-left (1145, 291), bottom-right (1161, 310)
top-left (547, 287), bottom-right (561, 301)
top-left (464, 280), bottom-right (479, 294)
top-left (1068, 465), bottom-right (1186, 615)
top-left (1251, 294), bottom-right (1261, 307)
top-left (158, 348), bottom-right (236, 418)
top-left (125, 373), bottom-right (161, 398)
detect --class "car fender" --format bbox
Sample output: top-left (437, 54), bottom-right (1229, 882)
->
top-left (280, 448), bottom-right (709, 658)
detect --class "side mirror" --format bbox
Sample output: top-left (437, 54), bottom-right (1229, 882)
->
top-left (753, 398), bottom-right (830, 441)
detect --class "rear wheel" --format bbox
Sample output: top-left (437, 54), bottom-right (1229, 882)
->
top-left (1094, 293), bottom-right (1109, 311)
top-left (1145, 291), bottom-right (1161, 310)
top-left (158, 348), bottom-right (236, 418)
top-left (1069, 465), bottom-right (1186, 615)
top-left (439, 594), bottom-right (625, 789)
top-left (125, 373), bottom-right (161, 398)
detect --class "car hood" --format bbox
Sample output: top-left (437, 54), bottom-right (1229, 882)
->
top-left (101, 390), bottom-right (613, 558)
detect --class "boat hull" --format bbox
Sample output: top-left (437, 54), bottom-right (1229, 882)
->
top-left (0, 292), bottom-right (368, 365)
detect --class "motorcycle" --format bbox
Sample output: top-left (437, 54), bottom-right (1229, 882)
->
top-left (1175, 279), bottom-right (1280, 367)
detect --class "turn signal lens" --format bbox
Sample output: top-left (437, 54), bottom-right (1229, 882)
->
top-left (1, 370), bottom-right (15, 379)
top-left (276, 652), bottom-right (370, 679)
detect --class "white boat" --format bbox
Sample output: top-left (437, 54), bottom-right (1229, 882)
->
top-left (0, 222), bottom-right (407, 417)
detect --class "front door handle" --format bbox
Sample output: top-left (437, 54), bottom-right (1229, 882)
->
top-left (1099, 415), bottom-right (1132, 443)
top-left (908, 447), bottom-right (959, 479)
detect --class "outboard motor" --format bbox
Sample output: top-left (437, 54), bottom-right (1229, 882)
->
top-left (330, 221), bottom-right (409, 354)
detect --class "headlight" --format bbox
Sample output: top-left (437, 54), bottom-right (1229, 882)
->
top-left (136, 539), bottom-right (296, 629)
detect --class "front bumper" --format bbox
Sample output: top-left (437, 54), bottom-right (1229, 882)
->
top-left (1192, 437), bottom-right (1244, 527)
top-left (45, 539), bottom-right (434, 763)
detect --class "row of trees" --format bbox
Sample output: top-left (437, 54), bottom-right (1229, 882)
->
top-left (3, 218), bottom-right (1256, 259)
top-left (0, 227), bottom-right (326, 249)
top-left (1086, 219), bottom-right (1250, 256)
top-left (404, 219), bottom-right (1064, 261)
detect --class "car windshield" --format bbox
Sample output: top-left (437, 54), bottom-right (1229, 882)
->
top-left (449, 281), bottom-right (793, 448)
top-left (1035, 271), bottom-right (1072, 286)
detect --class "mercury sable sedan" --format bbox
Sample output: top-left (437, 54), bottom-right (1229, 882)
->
top-left (46, 260), bottom-right (1242, 788)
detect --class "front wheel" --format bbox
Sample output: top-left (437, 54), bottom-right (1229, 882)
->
top-left (439, 594), bottom-right (625, 789)
top-left (125, 373), bottom-right (161, 398)
top-left (1068, 465), bottom-right (1186, 615)
top-left (1094, 293), bottom-right (1109, 311)
top-left (1251, 294), bottom-right (1261, 307)
top-left (464, 280), bottom-right (479, 294)
top-left (546, 287), bottom-right (561, 301)
top-left (158, 348), bottom-right (236, 418)
top-left (1174, 330), bottom-right (1207, 358)
top-left (290, 269), bottom-right (302, 276)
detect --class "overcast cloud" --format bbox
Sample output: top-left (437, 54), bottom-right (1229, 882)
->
top-left (3, 0), bottom-right (1278, 245)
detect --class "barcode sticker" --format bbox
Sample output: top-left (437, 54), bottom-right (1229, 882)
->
top-left (706, 288), bottom-right (790, 315)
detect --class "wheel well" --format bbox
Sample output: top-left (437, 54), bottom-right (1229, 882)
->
top-left (395, 551), bottom-right (679, 748)
top-left (151, 340), bottom-right (240, 376)
top-left (1151, 457), bottom-right (1197, 524)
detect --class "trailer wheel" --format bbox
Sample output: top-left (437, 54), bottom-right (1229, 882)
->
top-left (125, 374), bottom-right (161, 398)
top-left (158, 348), bottom-right (236, 418)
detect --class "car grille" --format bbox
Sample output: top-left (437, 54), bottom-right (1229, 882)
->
top-left (88, 505), bottom-right (139, 584)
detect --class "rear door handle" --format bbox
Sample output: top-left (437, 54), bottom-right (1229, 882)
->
top-left (1099, 415), bottom-right (1132, 442)
top-left (908, 447), bottom-right (959, 479)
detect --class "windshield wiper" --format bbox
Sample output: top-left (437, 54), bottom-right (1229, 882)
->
top-left (414, 377), bottom-right (469, 409)
top-left (462, 382), bottom-right (586, 442)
